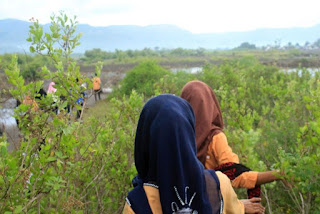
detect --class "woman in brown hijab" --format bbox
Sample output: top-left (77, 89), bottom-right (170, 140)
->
top-left (181, 80), bottom-right (281, 199)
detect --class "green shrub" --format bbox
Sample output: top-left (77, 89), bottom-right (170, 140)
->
top-left (119, 61), bottom-right (169, 97)
top-left (196, 58), bottom-right (320, 213)
top-left (0, 12), bottom-right (141, 213)
top-left (153, 71), bottom-right (197, 95)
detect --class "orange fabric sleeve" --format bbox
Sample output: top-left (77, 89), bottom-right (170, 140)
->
top-left (205, 132), bottom-right (239, 169)
top-left (216, 171), bottom-right (245, 214)
top-left (231, 171), bottom-right (258, 189)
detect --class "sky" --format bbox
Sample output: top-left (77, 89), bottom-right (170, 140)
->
top-left (1, 0), bottom-right (320, 34)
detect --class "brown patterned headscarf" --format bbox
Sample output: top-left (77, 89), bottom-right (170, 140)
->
top-left (180, 80), bottom-right (223, 164)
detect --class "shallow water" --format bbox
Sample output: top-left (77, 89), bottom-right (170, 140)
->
top-left (0, 99), bottom-right (20, 152)
top-left (0, 108), bottom-right (16, 127)
top-left (171, 67), bottom-right (203, 74)
top-left (280, 68), bottom-right (319, 76)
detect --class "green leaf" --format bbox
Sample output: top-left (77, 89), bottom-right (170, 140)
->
top-left (55, 151), bottom-right (63, 158)
top-left (46, 156), bottom-right (57, 162)
top-left (14, 205), bottom-right (23, 213)
top-left (29, 46), bottom-right (35, 53)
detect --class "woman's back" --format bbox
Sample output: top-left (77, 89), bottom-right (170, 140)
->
top-left (125, 94), bottom-right (221, 214)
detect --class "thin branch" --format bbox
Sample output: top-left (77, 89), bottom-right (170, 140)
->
top-left (262, 185), bottom-right (273, 214)
top-left (22, 193), bottom-right (44, 212)
top-left (299, 192), bottom-right (305, 214)
top-left (80, 161), bottom-right (106, 199)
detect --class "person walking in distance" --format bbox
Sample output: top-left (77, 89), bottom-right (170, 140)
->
top-left (93, 73), bottom-right (101, 102)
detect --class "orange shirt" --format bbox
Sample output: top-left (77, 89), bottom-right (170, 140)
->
top-left (93, 77), bottom-right (101, 90)
top-left (205, 132), bottom-right (239, 169)
top-left (122, 172), bottom-right (245, 214)
top-left (205, 132), bottom-right (258, 189)
top-left (23, 95), bottom-right (39, 111)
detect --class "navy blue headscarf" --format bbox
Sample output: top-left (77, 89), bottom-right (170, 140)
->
top-left (127, 94), bottom-right (213, 213)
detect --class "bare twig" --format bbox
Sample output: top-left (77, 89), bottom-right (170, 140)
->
top-left (299, 192), bottom-right (305, 214)
top-left (22, 193), bottom-right (44, 212)
top-left (80, 161), bottom-right (106, 200)
top-left (262, 185), bottom-right (273, 214)
top-left (281, 182), bottom-right (302, 213)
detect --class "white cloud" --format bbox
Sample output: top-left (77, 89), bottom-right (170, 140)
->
top-left (1, 0), bottom-right (320, 33)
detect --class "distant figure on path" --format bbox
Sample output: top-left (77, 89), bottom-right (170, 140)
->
top-left (47, 82), bottom-right (57, 94)
top-left (47, 82), bottom-right (58, 114)
top-left (76, 78), bottom-right (87, 119)
top-left (35, 88), bottom-right (47, 110)
top-left (23, 95), bottom-right (39, 112)
top-left (92, 73), bottom-right (101, 102)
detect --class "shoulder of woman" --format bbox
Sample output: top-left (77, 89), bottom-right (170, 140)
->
top-left (212, 132), bottom-right (227, 142)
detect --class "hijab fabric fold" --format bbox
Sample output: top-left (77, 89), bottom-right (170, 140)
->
top-left (128, 94), bottom-right (213, 213)
top-left (180, 81), bottom-right (223, 164)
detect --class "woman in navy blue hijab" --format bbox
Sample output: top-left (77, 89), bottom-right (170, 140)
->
top-left (125, 94), bottom-right (221, 213)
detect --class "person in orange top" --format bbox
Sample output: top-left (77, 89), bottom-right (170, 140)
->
top-left (92, 73), bottom-right (101, 102)
top-left (123, 94), bottom-right (265, 214)
top-left (23, 95), bottom-right (39, 112)
top-left (181, 80), bottom-right (281, 199)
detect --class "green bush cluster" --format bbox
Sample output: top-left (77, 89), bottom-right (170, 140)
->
top-left (0, 88), bottom-right (141, 213)
top-left (118, 61), bottom-right (170, 97)
top-left (196, 58), bottom-right (320, 213)
top-left (0, 54), bottom-right (52, 81)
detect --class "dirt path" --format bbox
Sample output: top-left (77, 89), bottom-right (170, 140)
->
top-left (84, 89), bottom-right (109, 107)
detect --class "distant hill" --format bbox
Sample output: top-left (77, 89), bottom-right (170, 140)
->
top-left (1, 18), bottom-right (320, 53)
